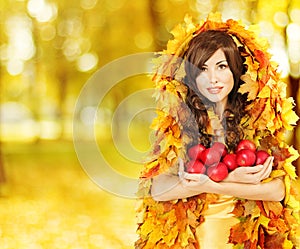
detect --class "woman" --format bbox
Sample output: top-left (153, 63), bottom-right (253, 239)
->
top-left (151, 30), bottom-right (283, 249)
top-left (135, 14), bottom-right (299, 249)
top-left (151, 30), bottom-right (283, 203)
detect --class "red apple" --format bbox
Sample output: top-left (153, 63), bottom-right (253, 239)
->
top-left (207, 162), bottom-right (228, 182)
top-left (236, 139), bottom-right (256, 153)
top-left (186, 160), bottom-right (206, 174)
top-left (211, 142), bottom-right (228, 157)
top-left (188, 144), bottom-right (206, 160)
top-left (200, 148), bottom-right (222, 166)
top-left (236, 149), bottom-right (256, 167)
top-left (255, 150), bottom-right (270, 165)
top-left (222, 153), bottom-right (238, 171)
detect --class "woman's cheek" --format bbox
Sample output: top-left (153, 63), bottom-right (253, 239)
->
top-left (196, 74), bottom-right (209, 88)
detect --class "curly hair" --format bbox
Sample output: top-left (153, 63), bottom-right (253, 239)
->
top-left (183, 30), bottom-right (249, 151)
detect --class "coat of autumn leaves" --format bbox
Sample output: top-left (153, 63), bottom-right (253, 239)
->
top-left (135, 13), bottom-right (300, 249)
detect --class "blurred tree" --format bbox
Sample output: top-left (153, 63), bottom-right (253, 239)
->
top-left (0, 0), bottom-right (6, 184)
top-left (287, 0), bottom-right (300, 175)
top-left (0, 67), bottom-right (5, 185)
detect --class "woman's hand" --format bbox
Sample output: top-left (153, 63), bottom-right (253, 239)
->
top-left (178, 159), bottom-right (215, 191)
top-left (223, 156), bottom-right (274, 184)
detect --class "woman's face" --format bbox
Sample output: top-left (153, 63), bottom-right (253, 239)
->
top-left (195, 48), bottom-right (234, 105)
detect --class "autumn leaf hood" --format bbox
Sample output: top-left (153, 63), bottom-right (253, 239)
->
top-left (135, 13), bottom-right (300, 249)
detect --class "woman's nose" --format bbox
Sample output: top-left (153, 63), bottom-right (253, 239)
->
top-left (209, 70), bottom-right (218, 84)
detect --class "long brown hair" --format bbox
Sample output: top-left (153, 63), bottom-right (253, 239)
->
top-left (183, 30), bottom-right (248, 151)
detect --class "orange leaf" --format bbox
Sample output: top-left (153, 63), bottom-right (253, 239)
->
top-left (229, 222), bottom-right (249, 244)
top-left (258, 226), bottom-right (265, 249)
top-left (254, 49), bottom-right (269, 69)
top-left (262, 201), bottom-right (283, 218)
top-left (256, 201), bottom-right (268, 217)
top-left (246, 98), bottom-right (267, 126)
top-left (268, 218), bottom-right (289, 234)
top-left (230, 200), bottom-right (245, 217)
top-left (264, 232), bottom-right (285, 249)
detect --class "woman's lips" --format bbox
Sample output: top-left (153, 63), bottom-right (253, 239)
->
top-left (207, 86), bottom-right (223, 94)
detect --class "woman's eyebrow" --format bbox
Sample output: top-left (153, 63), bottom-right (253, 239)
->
top-left (203, 59), bottom-right (227, 66)
top-left (216, 60), bottom-right (227, 65)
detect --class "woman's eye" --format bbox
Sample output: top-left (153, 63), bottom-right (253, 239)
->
top-left (218, 64), bottom-right (228, 70)
top-left (200, 67), bottom-right (208, 72)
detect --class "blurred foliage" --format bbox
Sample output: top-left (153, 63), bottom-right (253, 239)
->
top-left (0, 0), bottom-right (300, 141)
top-left (1, 141), bottom-right (137, 248)
top-left (0, 0), bottom-right (299, 135)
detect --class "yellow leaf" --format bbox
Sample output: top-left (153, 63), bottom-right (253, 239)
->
top-left (166, 148), bottom-right (177, 162)
top-left (207, 12), bottom-right (223, 22)
top-left (163, 226), bottom-right (178, 246)
top-left (257, 85), bottom-right (271, 98)
top-left (148, 224), bottom-right (164, 245)
top-left (244, 201), bottom-right (261, 219)
top-left (239, 74), bottom-right (259, 100)
top-left (280, 97), bottom-right (299, 130)
top-left (183, 14), bottom-right (198, 33)
top-left (179, 225), bottom-right (195, 247)
top-left (140, 217), bottom-right (155, 237)
top-left (145, 159), bottom-right (159, 171)
top-left (281, 110), bottom-right (299, 130)
top-left (270, 170), bottom-right (286, 178)
top-left (256, 98), bottom-right (275, 131)
top-left (245, 219), bottom-right (257, 241)
top-left (286, 195), bottom-right (300, 211)
top-left (187, 209), bottom-right (200, 228)
top-left (262, 177), bottom-right (273, 183)
top-left (257, 214), bottom-right (270, 228)
top-left (162, 209), bottom-right (178, 246)
top-left (283, 237), bottom-right (294, 249)
top-left (276, 81), bottom-right (287, 98)
top-left (286, 146), bottom-right (300, 163)
top-left (283, 162), bottom-right (297, 180)
top-left (252, 215), bottom-right (270, 242)
top-left (164, 14), bottom-right (197, 56)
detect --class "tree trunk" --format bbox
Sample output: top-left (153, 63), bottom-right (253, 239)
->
top-left (0, 142), bottom-right (5, 184)
top-left (0, 64), bottom-right (6, 184)
top-left (289, 76), bottom-right (300, 175)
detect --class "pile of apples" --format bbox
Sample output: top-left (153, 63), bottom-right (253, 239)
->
top-left (185, 139), bottom-right (270, 182)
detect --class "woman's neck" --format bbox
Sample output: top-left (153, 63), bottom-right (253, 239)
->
top-left (215, 99), bottom-right (228, 118)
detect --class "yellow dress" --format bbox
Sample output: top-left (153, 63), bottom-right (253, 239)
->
top-left (196, 195), bottom-right (237, 249)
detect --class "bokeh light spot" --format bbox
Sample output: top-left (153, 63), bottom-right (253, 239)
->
top-left (80, 0), bottom-right (98, 10)
top-left (40, 24), bottom-right (56, 41)
top-left (274, 11), bottom-right (289, 27)
top-left (134, 32), bottom-right (153, 49)
top-left (76, 53), bottom-right (98, 72)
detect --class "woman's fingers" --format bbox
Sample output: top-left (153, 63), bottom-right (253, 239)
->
top-left (181, 171), bottom-right (209, 185)
top-left (178, 158), bottom-right (185, 177)
top-left (263, 156), bottom-right (273, 166)
top-left (240, 156), bottom-right (273, 175)
top-left (239, 156), bottom-right (273, 183)
top-left (237, 165), bottom-right (264, 174)
top-left (182, 172), bottom-right (202, 180)
top-left (259, 156), bottom-right (274, 179)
